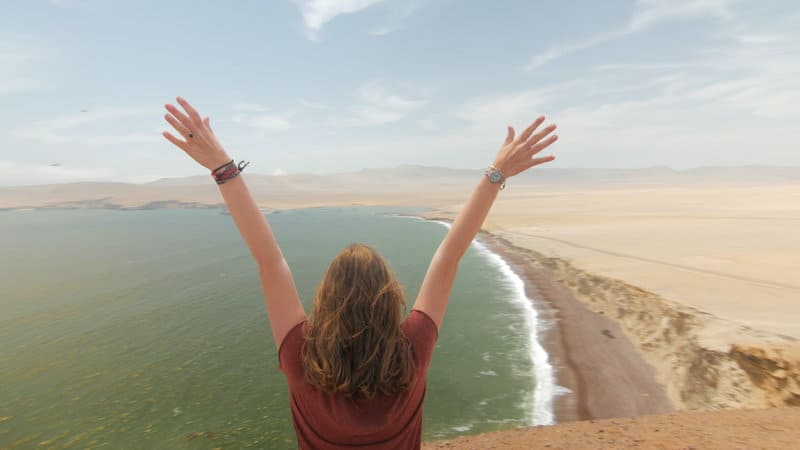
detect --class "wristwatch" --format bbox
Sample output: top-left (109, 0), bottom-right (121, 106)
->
top-left (484, 165), bottom-right (506, 190)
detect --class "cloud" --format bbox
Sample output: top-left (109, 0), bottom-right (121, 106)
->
top-left (232, 102), bottom-right (269, 112)
top-left (296, 0), bottom-right (389, 38)
top-left (446, 11), bottom-right (800, 169)
top-left (0, 160), bottom-right (158, 186)
top-left (525, 30), bottom-right (627, 71)
top-left (15, 108), bottom-right (160, 145)
top-left (628, 0), bottom-right (734, 32)
top-left (228, 102), bottom-right (295, 132)
top-left (0, 35), bottom-right (58, 94)
top-left (590, 62), bottom-right (701, 72)
top-left (454, 81), bottom-right (576, 129)
top-left (299, 98), bottom-right (332, 110)
top-left (366, 0), bottom-right (422, 37)
top-left (525, 0), bottom-right (737, 71)
top-left (329, 81), bottom-right (427, 127)
top-left (231, 113), bottom-right (292, 131)
top-left (369, 26), bottom-right (395, 36)
top-left (417, 117), bottom-right (439, 131)
top-left (731, 34), bottom-right (789, 44)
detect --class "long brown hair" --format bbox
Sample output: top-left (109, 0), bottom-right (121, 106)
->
top-left (302, 243), bottom-right (414, 399)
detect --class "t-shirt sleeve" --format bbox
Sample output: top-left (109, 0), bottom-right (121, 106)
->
top-left (403, 309), bottom-right (439, 372)
top-left (278, 320), bottom-right (307, 375)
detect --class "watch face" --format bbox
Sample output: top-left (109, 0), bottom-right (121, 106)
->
top-left (489, 170), bottom-right (501, 183)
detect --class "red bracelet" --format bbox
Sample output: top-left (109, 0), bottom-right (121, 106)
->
top-left (212, 160), bottom-right (250, 184)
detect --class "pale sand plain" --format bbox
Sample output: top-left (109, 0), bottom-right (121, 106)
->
top-left (3, 167), bottom-right (799, 444)
top-left (427, 180), bottom-right (800, 412)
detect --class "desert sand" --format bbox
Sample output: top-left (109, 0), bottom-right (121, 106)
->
top-left (2, 166), bottom-right (799, 445)
top-left (427, 180), bottom-right (800, 412)
top-left (422, 407), bottom-right (800, 449)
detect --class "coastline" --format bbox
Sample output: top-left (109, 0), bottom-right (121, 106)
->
top-left (420, 221), bottom-right (800, 447)
top-left (476, 231), bottom-right (674, 422)
top-left (423, 215), bottom-right (674, 427)
top-left (415, 217), bottom-right (560, 426)
top-left (486, 230), bottom-right (800, 412)
top-left (418, 202), bottom-right (800, 418)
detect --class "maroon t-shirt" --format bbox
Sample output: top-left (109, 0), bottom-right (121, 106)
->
top-left (279, 309), bottom-right (439, 449)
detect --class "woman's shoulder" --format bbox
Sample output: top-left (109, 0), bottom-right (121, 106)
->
top-left (278, 319), bottom-right (308, 373)
top-left (403, 309), bottom-right (439, 338)
top-left (403, 310), bottom-right (439, 370)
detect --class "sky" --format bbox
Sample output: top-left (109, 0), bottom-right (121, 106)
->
top-left (0, 0), bottom-right (798, 185)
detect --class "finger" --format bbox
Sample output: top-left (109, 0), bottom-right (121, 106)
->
top-left (204, 116), bottom-right (211, 131)
top-left (525, 124), bottom-right (557, 149)
top-left (176, 96), bottom-right (203, 126)
top-left (165, 103), bottom-right (193, 130)
top-left (504, 126), bottom-right (515, 145)
top-left (524, 155), bottom-right (556, 170)
top-left (165, 113), bottom-right (191, 139)
top-left (515, 116), bottom-right (545, 145)
top-left (162, 131), bottom-right (188, 151)
top-left (528, 134), bottom-right (558, 156)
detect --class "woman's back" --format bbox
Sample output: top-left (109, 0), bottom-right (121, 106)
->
top-left (279, 310), bottom-right (438, 449)
top-left (161, 98), bottom-right (557, 448)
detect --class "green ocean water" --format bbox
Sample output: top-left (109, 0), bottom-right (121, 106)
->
top-left (0, 207), bottom-right (548, 449)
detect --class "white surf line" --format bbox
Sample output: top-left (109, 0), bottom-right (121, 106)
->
top-left (411, 216), bottom-right (559, 426)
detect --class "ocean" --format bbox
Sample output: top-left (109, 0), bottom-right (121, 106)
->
top-left (0, 207), bottom-right (554, 448)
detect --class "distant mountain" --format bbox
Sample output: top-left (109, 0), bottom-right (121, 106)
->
top-left (1, 166), bottom-right (797, 210)
top-left (140, 165), bottom-right (800, 187)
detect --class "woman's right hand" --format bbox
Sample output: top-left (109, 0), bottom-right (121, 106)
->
top-left (162, 96), bottom-right (232, 171)
top-left (493, 116), bottom-right (558, 177)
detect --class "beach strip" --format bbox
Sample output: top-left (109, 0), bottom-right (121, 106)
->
top-left (478, 232), bottom-right (674, 422)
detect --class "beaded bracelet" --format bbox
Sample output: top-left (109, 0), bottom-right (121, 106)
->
top-left (212, 159), bottom-right (250, 184)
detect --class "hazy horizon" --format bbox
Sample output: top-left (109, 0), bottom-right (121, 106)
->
top-left (1, 163), bottom-right (799, 188)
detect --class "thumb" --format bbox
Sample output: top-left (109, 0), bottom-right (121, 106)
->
top-left (504, 126), bottom-right (515, 145)
top-left (204, 116), bottom-right (211, 130)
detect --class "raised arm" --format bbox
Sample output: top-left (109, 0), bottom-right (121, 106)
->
top-left (162, 97), bottom-right (305, 348)
top-left (413, 116), bottom-right (558, 329)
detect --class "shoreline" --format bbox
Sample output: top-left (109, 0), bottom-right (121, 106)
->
top-left (476, 231), bottom-right (674, 422)
top-left (422, 215), bottom-right (674, 427)
top-left (468, 233), bottom-right (559, 426)
top-left (412, 216), bottom-right (561, 426)
top-left (486, 230), bottom-right (800, 412)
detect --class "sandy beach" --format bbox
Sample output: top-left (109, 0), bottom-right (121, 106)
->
top-left (2, 166), bottom-right (799, 445)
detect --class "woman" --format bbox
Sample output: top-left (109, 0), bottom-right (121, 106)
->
top-left (162, 97), bottom-right (558, 449)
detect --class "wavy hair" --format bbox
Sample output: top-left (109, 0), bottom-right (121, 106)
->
top-left (302, 243), bottom-right (414, 399)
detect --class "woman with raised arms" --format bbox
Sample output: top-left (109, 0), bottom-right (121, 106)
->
top-left (162, 96), bottom-right (558, 449)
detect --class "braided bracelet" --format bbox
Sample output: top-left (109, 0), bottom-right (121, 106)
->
top-left (212, 159), bottom-right (250, 184)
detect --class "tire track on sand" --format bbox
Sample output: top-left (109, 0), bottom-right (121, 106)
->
top-left (501, 230), bottom-right (800, 291)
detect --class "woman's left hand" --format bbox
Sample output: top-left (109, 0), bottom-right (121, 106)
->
top-left (162, 97), bottom-right (232, 170)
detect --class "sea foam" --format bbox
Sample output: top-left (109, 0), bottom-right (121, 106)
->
top-left (430, 220), bottom-right (560, 426)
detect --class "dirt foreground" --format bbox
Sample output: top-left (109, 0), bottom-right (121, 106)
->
top-left (423, 407), bottom-right (800, 449)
